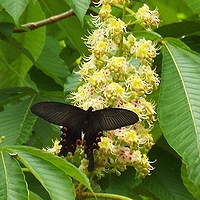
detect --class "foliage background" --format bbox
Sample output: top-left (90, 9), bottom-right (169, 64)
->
top-left (0, 0), bottom-right (200, 199)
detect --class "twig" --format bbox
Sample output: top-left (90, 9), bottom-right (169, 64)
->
top-left (13, 9), bottom-right (75, 33)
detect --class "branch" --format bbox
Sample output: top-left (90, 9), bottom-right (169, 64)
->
top-left (13, 9), bottom-right (75, 33)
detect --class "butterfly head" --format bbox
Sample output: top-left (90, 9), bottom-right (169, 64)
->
top-left (87, 106), bottom-right (93, 112)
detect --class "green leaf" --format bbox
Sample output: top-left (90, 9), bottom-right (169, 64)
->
top-left (0, 0), bottom-right (29, 25)
top-left (133, 30), bottom-right (162, 41)
top-left (66, 0), bottom-right (90, 25)
top-left (142, 146), bottom-right (194, 200)
top-left (0, 87), bottom-right (35, 106)
top-left (0, 22), bottom-right (14, 37)
top-left (0, 97), bottom-right (36, 146)
top-left (41, 0), bottom-right (88, 55)
top-left (4, 146), bottom-right (75, 200)
top-left (181, 35), bottom-right (200, 54)
top-left (29, 191), bottom-right (43, 200)
top-left (102, 167), bottom-right (141, 197)
top-left (145, 0), bottom-right (196, 25)
top-left (181, 163), bottom-right (200, 199)
top-left (0, 38), bottom-right (33, 88)
top-left (183, 0), bottom-right (200, 15)
top-left (0, 1), bottom-right (46, 89)
top-left (13, 0), bottom-right (46, 61)
top-left (150, 120), bottom-right (162, 142)
top-left (148, 87), bottom-right (162, 142)
top-left (5, 146), bottom-right (93, 196)
top-left (28, 118), bottom-right (59, 148)
top-left (158, 38), bottom-right (200, 187)
top-left (64, 71), bottom-right (81, 96)
top-left (36, 36), bottom-right (70, 86)
top-left (0, 151), bottom-right (28, 200)
top-left (157, 21), bottom-right (200, 38)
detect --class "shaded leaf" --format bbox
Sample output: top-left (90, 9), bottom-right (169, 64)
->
top-left (0, 22), bottom-right (14, 37)
top-left (181, 35), bottom-right (200, 54)
top-left (156, 21), bottom-right (200, 38)
top-left (36, 36), bottom-right (70, 86)
top-left (0, 39), bottom-right (33, 88)
top-left (0, 87), bottom-right (35, 106)
top-left (0, 97), bottom-right (36, 146)
top-left (102, 167), bottom-right (141, 197)
top-left (142, 146), bottom-right (194, 200)
top-left (64, 71), bottom-right (81, 96)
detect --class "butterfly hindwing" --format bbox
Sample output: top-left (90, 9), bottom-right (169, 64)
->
top-left (59, 126), bottom-right (82, 156)
top-left (82, 107), bottom-right (139, 171)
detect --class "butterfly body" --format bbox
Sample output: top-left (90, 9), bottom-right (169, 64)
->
top-left (30, 102), bottom-right (139, 171)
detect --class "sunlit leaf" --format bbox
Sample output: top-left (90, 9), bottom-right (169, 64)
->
top-left (183, 0), bottom-right (200, 15)
top-left (0, 0), bottom-right (29, 25)
top-left (66, 0), bottom-right (90, 25)
top-left (181, 163), bottom-right (200, 199)
top-left (41, 0), bottom-right (88, 54)
top-left (0, 151), bottom-right (28, 200)
top-left (5, 146), bottom-right (93, 195)
top-left (158, 38), bottom-right (200, 187)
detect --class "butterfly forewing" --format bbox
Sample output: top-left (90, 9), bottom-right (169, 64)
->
top-left (30, 102), bottom-right (87, 127)
top-left (92, 108), bottom-right (139, 130)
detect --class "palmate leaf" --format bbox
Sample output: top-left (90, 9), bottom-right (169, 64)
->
top-left (158, 38), bottom-right (200, 187)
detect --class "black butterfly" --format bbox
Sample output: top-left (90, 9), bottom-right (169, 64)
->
top-left (30, 102), bottom-right (139, 171)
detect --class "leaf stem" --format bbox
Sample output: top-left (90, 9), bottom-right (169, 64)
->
top-left (114, 4), bottom-right (135, 16)
top-left (79, 191), bottom-right (133, 200)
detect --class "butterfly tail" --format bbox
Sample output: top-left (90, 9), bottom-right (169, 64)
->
top-left (87, 150), bottom-right (94, 172)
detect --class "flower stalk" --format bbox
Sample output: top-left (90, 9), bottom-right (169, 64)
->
top-left (46, 1), bottom-right (160, 180)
